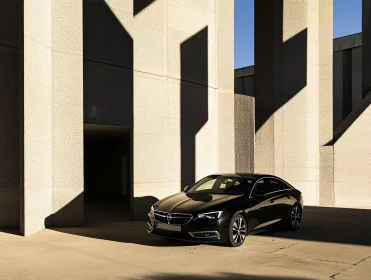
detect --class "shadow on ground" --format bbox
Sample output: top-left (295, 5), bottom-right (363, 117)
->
top-left (49, 204), bottom-right (371, 248)
top-left (128, 273), bottom-right (314, 280)
top-left (260, 206), bottom-right (371, 246)
top-left (49, 196), bottom-right (195, 247)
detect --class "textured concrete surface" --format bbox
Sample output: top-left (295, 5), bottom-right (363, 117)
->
top-left (235, 30), bottom-right (370, 209)
top-left (23, 0), bottom-right (83, 235)
top-left (127, 0), bottom-right (235, 218)
top-left (235, 94), bottom-right (254, 173)
top-left (334, 93), bottom-right (371, 208)
top-left (0, 206), bottom-right (370, 280)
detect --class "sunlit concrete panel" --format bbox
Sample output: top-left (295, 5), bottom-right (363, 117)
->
top-left (334, 94), bottom-right (371, 208)
top-left (216, 0), bottom-right (235, 174)
top-left (22, 0), bottom-right (83, 235)
top-left (49, 0), bottom-right (83, 227)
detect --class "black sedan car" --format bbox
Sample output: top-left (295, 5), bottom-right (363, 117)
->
top-left (147, 173), bottom-right (303, 247)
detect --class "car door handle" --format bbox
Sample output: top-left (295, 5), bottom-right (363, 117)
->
top-left (270, 199), bottom-right (274, 203)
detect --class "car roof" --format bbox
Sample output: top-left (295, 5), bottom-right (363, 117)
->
top-left (211, 173), bottom-right (276, 180)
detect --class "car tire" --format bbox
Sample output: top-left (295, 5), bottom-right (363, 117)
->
top-left (287, 204), bottom-right (302, 230)
top-left (226, 213), bottom-right (247, 247)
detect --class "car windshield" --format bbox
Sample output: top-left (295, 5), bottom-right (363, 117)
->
top-left (187, 176), bottom-right (253, 195)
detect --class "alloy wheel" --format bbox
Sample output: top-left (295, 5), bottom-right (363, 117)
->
top-left (291, 205), bottom-right (301, 229)
top-left (232, 217), bottom-right (247, 245)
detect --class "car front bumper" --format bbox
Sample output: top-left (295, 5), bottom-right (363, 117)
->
top-left (147, 211), bottom-right (230, 243)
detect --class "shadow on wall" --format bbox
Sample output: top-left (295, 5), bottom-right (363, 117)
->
top-left (45, 193), bottom-right (84, 228)
top-left (83, 0), bottom-right (133, 127)
top-left (0, 0), bottom-right (21, 231)
top-left (261, 206), bottom-right (371, 246)
top-left (328, 91), bottom-right (371, 145)
top-left (127, 274), bottom-right (315, 280)
top-left (181, 27), bottom-right (209, 191)
top-left (254, 0), bottom-right (307, 132)
top-left (133, 0), bottom-right (155, 16)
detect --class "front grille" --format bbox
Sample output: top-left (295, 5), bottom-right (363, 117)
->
top-left (154, 211), bottom-right (193, 225)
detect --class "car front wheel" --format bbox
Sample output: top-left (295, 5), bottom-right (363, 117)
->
top-left (226, 213), bottom-right (247, 247)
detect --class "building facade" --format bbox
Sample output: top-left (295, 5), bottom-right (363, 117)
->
top-left (0, 0), bottom-right (370, 237)
top-left (236, 27), bottom-right (371, 208)
top-left (0, 0), bottom-right (235, 236)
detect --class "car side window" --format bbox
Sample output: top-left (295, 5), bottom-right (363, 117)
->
top-left (268, 179), bottom-right (285, 192)
top-left (253, 179), bottom-right (272, 194)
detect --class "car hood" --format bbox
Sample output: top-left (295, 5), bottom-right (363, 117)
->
top-left (154, 192), bottom-right (243, 213)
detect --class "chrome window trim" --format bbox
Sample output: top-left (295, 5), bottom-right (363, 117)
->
top-left (249, 176), bottom-right (293, 199)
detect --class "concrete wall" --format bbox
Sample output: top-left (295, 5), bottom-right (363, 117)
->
top-left (84, 1), bottom-right (234, 219)
top-left (234, 94), bottom-right (254, 173)
top-left (333, 33), bottom-right (363, 130)
top-left (236, 20), bottom-right (370, 209)
top-left (235, 34), bottom-right (363, 132)
top-left (0, 0), bottom-right (20, 228)
top-left (235, 66), bottom-right (254, 96)
top-left (333, 93), bottom-right (371, 208)
top-left (254, 0), bottom-right (333, 205)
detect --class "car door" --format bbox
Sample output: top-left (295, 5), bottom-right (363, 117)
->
top-left (266, 178), bottom-right (291, 224)
top-left (248, 179), bottom-right (277, 232)
top-left (272, 178), bottom-right (298, 223)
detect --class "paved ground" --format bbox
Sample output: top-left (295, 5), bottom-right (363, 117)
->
top-left (1, 206), bottom-right (371, 280)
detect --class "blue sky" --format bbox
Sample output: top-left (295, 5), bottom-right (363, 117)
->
top-left (234, 0), bottom-right (362, 69)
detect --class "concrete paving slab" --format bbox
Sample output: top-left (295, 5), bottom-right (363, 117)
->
top-left (0, 260), bottom-right (39, 280)
top-left (273, 241), bottom-right (371, 265)
top-left (335, 257), bottom-right (371, 280)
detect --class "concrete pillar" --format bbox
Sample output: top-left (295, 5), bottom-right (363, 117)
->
top-left (363, 0), bottom-right (371, 98)
top-left (254, 0), bottom-right (333, 205)
top-left (216, 0), bottom-right (235, 173)
top-left (235, 94), bottom-right (254, 173)
top-left (22, 0), bottom-right (83, 235)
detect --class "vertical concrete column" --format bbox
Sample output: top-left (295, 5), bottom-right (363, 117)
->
top-left (49, 1), bottom-right (84, 227)
top-left (235, 94), bottom-right (255, 173)
top-left (22, 0), bottom-right (83, 235)
top-left (255, 0), bottom-right (333, 205)
top-left (216, 0), bottom-right (235, 173)
top-left (363, 0), bottom-right (371, 97)
top-left (254, 0), bottom-right (282, 175)
top-left (317, 0), bottom-right (334, 206)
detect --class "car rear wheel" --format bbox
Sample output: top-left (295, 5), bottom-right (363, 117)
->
top-left (288, 204), bottom-right (302, 230)
top-left (226, 214), bottom-right (247, 247)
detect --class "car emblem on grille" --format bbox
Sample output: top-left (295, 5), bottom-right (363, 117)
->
top-left (167, 213), bottom-right (172, 224)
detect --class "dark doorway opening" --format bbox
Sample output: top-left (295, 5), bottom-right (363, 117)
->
top-left (83, 124), bottom-right (132, 226)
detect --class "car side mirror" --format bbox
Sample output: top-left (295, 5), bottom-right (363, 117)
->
top-left (184, 185), bottom-right (191, 192)
top-left (251, 190), bottom-right (266, 198)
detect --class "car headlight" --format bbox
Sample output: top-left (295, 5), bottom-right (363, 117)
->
top-left (197, 211), bottom-right (223, 220)
top-left (150, 205), bottom-right (154, 213)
